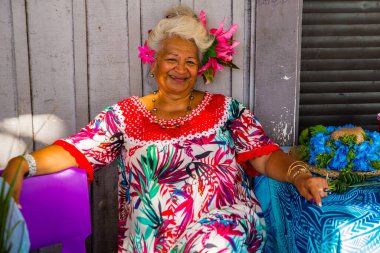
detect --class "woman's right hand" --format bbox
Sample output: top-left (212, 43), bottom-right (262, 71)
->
top-left (2, 144), bottom-right (79, 205)
top-left (2, 156), bottom-right (29, 205)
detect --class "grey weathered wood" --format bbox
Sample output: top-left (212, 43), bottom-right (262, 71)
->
top-left (86, 1), bottom-right (130, 253)
top-left (231, 0), bottom-right (246, 104)
top-left (254, 0), bottom-right (303, 145)
top-left (92, 163), bottom-right (119, 253)
top-left (27, 0), bottom-right (76, 151)
top-left (87, 0), bottom-right (130, 117)
top-left (127, 0), bottom-right (143, 97)
top-left (11, 0), bottom-right (34, 155)
top-left (0, 0), bottom-right (18, 165)
top-left (249, 0), bottom-right (256, 110)
top-left (73, 0), bottom-right (89, 131)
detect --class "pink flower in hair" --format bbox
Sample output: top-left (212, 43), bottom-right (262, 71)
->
top-left (138, 42), bottom-right (155, 65)
top-left (199, 10), bottom-right (207, 28)
top-left (198, 10), bottom-right (239, 84)
top-left (210, 21), bottom-right (240, 62)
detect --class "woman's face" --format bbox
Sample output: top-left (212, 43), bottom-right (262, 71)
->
top-left (151, 36), bottom-right (199, 96)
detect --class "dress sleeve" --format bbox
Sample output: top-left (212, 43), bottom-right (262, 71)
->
top-left (54, 105), bottom-right (124, 182)
top-left (228, 99), bottom-right (280, 176)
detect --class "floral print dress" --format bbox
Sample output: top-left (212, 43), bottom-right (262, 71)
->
top-left (54, 92), bottom-right (279, 253)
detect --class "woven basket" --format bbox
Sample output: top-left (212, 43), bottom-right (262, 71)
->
top-left (288, 145), bottom-right (380, 179)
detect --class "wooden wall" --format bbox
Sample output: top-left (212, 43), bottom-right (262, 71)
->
top-left (0, 0), bottom-right (301, 252)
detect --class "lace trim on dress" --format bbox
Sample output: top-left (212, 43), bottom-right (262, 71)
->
top-left (116, 95), bottom-right (232, 146)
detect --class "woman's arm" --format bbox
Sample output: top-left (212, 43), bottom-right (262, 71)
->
top-left (249, 149), bottom-right (329, 207)
top-left (2, 144), bottom-right (77, 204)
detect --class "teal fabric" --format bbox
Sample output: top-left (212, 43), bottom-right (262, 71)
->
top-left (254, 176), bottom-right (380, 253)
top-left (0, 178), bottom-right (30, 253)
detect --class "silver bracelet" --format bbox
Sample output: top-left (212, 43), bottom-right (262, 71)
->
top-left (22, 154), bottom-right (37, 177)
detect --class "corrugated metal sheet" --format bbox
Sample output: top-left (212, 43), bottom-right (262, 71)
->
top-left (299, 0), bottom-right (380, 132)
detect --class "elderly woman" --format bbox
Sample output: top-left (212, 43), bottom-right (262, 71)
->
top-left (3, 5), bottom-right (329, 253)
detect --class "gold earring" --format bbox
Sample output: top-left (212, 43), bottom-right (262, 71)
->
top-left (149, 73), bottom-right (155, 78)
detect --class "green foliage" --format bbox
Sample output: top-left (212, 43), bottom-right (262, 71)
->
top-left (329, 171), bottom-right (369, 193)
top-left (298, 125), bottom-right (327, 146)
top-left (299, 128), bottom-right (310, 146)
top-left (201, 40), bottom-right (217, 66)
top-left (297, 145), bottom-right (310, 162)
top-left (340, 134), bottom-right (357, 146)
top-left (309, 125), bottom-right (327, 137)
top-left (371, 160), bottom-right (380, 170)
top-left (315, 152), bottom-right (333, 169)
top-left (346, 148), bottom-right (356, 162)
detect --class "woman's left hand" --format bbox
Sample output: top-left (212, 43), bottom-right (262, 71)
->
top-left (292, 173), bottom-right (330, 207)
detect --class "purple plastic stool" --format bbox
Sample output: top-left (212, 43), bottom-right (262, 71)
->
top-left (19, 167), bottom-right (91, 252)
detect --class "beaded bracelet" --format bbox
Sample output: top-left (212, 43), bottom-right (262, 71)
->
top-left (22, 154), bottom-right (37, 177)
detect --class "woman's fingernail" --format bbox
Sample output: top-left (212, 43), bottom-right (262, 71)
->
top-left (17, 204), bottom-right (22, 209)
top-left (317, 202), bottom-right (322, 207)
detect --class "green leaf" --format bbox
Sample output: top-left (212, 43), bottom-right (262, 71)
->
top-left (309, 125), bottom-right (327, 136)
top-left (346, 148), bottom-right (356, 161)
top-left (340, 134), bottom-right (357, 146)
top-left (299, 128), bottom-right (310, 146)
top-left (203, 67), bottom-right (214, 83)
top-left (218, 60), bottom-right (239, 69)
top-left (149, 183), bottom-right (160, 199)
top-left (371, 160), bottom-right (380, 170)
top-left (315, 152), bottom-right (333, 168)
top-left (298, 145), bottom-right (310, 162)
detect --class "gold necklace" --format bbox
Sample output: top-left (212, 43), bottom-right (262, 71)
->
top-left (151, 90), bottom-right (194, 128)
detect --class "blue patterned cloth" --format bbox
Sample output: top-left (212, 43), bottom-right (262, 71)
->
top-left (254, 176), bottom-right (380, 253)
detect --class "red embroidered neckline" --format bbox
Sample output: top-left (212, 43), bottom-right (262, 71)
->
top-left (132, 91), bottom-right (212, 125)
top-left (117, 93), bottom-right (228, 143)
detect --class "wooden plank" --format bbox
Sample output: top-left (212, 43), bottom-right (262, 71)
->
top-left (0, 0), bottom-right (19, 166)
top-left (87, 0), bottom-right (130, 118)
top-left (254, 0), bottom-right (303, 145)
top-left (193, 0), bottom-right (232, 96)
top-left (140, 0), bottom-right (180, 95)
top-left (249, 0), bottom-right (256, 110)
top-left (92, 163), bottom-right (119, 253)
top-left (73, 0), bottom-right (89, 131)
top-left (86, 1), bottom-right (130, 252)
top-left (231, 0), bottom-right (246, 104)
top-left (27, 0), bottom-right (76, 151)
top-left (11, 0), bottom-right (33, 156)
top-left (127, 0), bottom-right (143, 97)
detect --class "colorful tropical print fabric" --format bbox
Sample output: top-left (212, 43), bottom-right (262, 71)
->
top-left (55, 92), bottom-right (279, 253)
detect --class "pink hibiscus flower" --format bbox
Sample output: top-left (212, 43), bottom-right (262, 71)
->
top-left (138, 42), bottom-right (155, 65)
top-left (210, 20), bottom-right (239, 62)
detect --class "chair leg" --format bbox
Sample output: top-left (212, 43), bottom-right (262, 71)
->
top-left (62, 236), bottom-right (86, 253)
